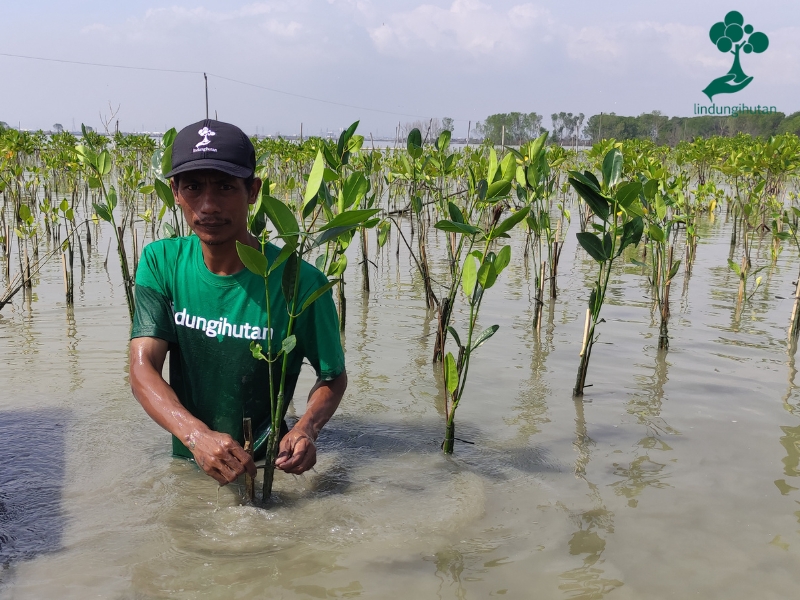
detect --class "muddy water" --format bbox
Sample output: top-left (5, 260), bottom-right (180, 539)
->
top-left (1, 214), bottom-right (799, 599)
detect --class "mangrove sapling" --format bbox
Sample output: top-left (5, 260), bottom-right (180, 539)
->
top-left (507, 133), bottom-right (570, 327)
top-left (237, 165), bottom-right (377, 504)
top-left (569, 147), bottom-right (645, 396)
top-left (434, 182), bottom-right (527, 453)
top-left (637, 173), bottom-right (682, 350)
top-left (78, 142), bottom-right (135, 319)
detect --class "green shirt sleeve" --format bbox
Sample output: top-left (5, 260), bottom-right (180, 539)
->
top-left (296, 279), bottom-right (345, 381)
top-left (131, 242), bottom-right (177, 343)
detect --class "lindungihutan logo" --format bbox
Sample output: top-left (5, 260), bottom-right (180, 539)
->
top-left (703, 11), bottom-right (769, 101)
top-left (193, 126), bottom-right (217, 153)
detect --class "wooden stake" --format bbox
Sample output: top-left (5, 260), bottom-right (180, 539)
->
top-left (579, 309), bottom-right (591, 357)
top-left (243, 418), bottom-right (255, 503)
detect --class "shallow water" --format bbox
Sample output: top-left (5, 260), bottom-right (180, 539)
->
top-left (1, 213), bottom-right (799, 599)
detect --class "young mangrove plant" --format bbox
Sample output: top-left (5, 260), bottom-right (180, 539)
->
top-left (569, 147), bottom-right (644, 396)
top-left (434, 170), bottom-right (528, 453)
top-left (236, 156), bottom-right (377, 503)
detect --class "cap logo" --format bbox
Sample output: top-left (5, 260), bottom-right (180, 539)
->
top-left (194, 127), bottom-right (218, 153)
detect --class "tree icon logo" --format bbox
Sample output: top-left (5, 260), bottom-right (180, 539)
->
top-left (702, 11), bottom-right (769, 101)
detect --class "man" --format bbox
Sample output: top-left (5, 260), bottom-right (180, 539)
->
top-left (129, 119), bottom-right (347, 486)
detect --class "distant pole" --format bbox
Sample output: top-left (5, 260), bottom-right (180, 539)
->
top-left (467, 121), bottom-right (471, 146)
top-left (599, 112), bottom-right (602, 141)
top-left (204, 73), bottom-right (209, 119)
top-left (300, 122), bottom-right (303, 143)
top-left (501, 125), bottom-right (505, 148)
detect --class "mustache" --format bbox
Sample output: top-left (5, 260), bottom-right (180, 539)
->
top-left (194, 219), bottom-right (231, 226)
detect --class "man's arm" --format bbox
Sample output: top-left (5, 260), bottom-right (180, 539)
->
top-left (274, 371), bottom-right (347, 474)
top-left (129, 336), bottom-right (256, 485)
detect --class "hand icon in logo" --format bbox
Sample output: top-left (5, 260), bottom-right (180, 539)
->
top-left (196, 127), bottom-right (216, 148)
top-left (703, 11), bottom-right (769, 101)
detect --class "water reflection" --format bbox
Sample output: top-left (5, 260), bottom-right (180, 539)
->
top-left (559, 400), bottom-right (622, 598)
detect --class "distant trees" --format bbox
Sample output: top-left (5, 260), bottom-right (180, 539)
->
top-left (474, 112), bottom-right (543, 145)
top-left (550, 112), bottom-right (585, 148)
top-left (53, 123), bottom-right (64, 133)
top-left (441, 117), bottom-right (454, 132)
top-left (581, 110), bottom-right (794, 145)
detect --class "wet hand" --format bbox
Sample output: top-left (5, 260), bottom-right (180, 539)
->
top-left (274, 430), bottom-right (317, 474)
top-left (188, 430), bottom-right (257, 485)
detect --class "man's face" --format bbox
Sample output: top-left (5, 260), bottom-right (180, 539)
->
top-left (172, 169), bottom-right (261, 246)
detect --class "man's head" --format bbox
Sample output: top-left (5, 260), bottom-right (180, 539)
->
top-left (166, 119), bottom-right (261, 246)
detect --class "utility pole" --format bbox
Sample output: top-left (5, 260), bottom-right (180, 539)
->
top-left (204, 73), bottom-right (209, 119)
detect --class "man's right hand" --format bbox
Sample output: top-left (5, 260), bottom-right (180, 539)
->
top-left (188, 429), bottom-right (257, 485)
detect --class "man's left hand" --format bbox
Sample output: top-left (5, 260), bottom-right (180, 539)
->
top-left (274, 429), bottom-right (317, 474)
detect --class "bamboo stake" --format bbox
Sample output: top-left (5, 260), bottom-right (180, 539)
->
top-left (579, 308), bottom-right (591, 357)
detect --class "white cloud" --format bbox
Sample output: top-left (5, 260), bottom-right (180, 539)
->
top-left (368, 1), bottom-right (551, 57)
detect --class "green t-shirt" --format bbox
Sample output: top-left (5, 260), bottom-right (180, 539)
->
top-left (130, 235), bottom-right (345, 458)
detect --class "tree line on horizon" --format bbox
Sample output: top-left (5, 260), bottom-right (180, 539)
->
top-left (474, 110), bottom-right (800, 146)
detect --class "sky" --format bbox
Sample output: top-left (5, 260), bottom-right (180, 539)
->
top-left (0, 0), bottom-right (798, 137)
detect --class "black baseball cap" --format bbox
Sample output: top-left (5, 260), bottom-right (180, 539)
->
top-left (165, 119), bottom-right (255, 179)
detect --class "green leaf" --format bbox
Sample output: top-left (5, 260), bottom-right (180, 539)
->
top-left (327, 253), bottom-right (347, 277)
top-left (444, 352), bottom-right (458, 394)
top-left (138, 184), bottom-right (155, 195)
top-left (304, 150), bottom-right (325, 207)
top-left (314, 225), bottom-right (355, 248)
top-left (667, 259), bottom-right (682, 281)
top-left (236, 240), bottom-right (267, 277)
top-left (18, 204), bottom-right (31, 221)
top-left (59, 199), bottom-right (69, 212)
top-left (268, 243), bottom-right (294, 274)
top-left (436, 130), bottom-right (451, 152)
top-left (92, 203), bottom-right (112, 223)
top-left (500, 152), bottom-right (516, 183)
top-left (448, 201), bottom-right (465, 224)
top-left (282, 253), bottom-right (299, 304)
top-left (631, 259), bottom-right (650, 269)
top-left (601, 148), bottom-right (622, 189)
top-left (407, 128), bottom-right (423, 159)
top-left (490, 206), bottom-right (530, 239)
top-left (97, 150), bottom-right (112, 176)
top-left (301, 279), bottom-right (339, 313)
top-left (281, 335), bottom-right (297, 355)
top-left (477, 259), bottom-right (497, 289)
top-left (494, 244), bottom-right (511, 275)
top-left (570, 177), bottom-right (610, 222)
top-left (471, 325), bottom-right (499, 352)
top-left (486, 179), bottom-right (511, 200)
top-left (319, 208), bottom-right (381, 232)
top-left (487, 148), bottom-right (498, 184)
top-left (576, 232), bottom-right (607, 262)
top-left (341, 172), bottom-right (369, 210)
top-left (162, 127), bottom-right (177, 148)
top-left (162, 222), bottom-right (177, 238)
top-left (65, 208), bottom-right (74, 221)
top-left (377, 220), bottom-right (391, 247)
top-left (161, 145), bottom-right (173, 178)
top-left (87, 176), bottom-right (102, 189)
top-left (461, 253), bottom-right (479, 297)
top-left (648, 223), bottom-right (665, 243)
top-left (616, 181), bottom-right (641, 208)
top-left (618, 216), bottom-right (643, 255)
top-left (263, 195), bottom-right (299, 247)
top-left (727, 258), bottom-right (741, 277)
top-left (249, 341), bottom-right (266, 361)
top-left (446, 326), bottom-right (462, 348)
top-left (107, 186), bottom-right (118, 211)
top-left (434, 220), bottom-right (481, 236)
top-left (154, 178), bottom-right (175, 210)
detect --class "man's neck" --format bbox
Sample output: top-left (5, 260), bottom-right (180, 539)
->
top-left (199, 231), bottom-right (259, 276)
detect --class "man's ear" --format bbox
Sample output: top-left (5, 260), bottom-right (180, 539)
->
top-left (249, 177), bottom-right (263, 206)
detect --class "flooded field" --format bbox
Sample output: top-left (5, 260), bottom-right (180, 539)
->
top-left (1, 213), bottom-right (800, 599)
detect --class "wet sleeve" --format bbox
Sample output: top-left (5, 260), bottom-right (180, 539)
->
top-left (130, 244), bottom-right (177, 343)
top-left (296, 284), bottom-right (345, 381)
